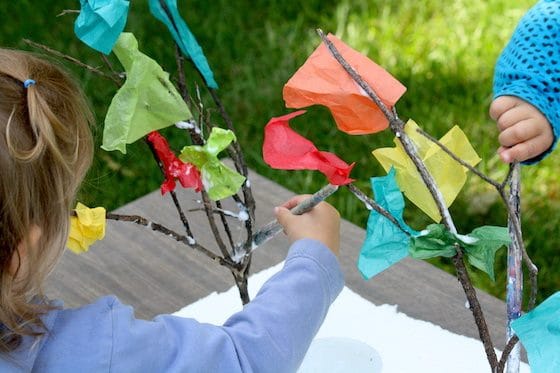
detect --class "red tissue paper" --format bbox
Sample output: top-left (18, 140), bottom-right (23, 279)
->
top-left (263, 110), bottom-right (354, 185)
top-left (147, 131), bottom-right (203, 194)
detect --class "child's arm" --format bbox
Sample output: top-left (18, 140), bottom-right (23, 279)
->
top-left (35, 197), bottom-right (343, 372)
top-left (491, 0), bottom-right (560, 163)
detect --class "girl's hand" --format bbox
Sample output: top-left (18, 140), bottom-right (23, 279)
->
top-left (275, 195), bottom-right (340, 256)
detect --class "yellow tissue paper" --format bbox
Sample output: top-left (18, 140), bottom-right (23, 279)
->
top-left (372, 120), bottom-right (481, 222)
top-left (67, 203), bottom-right (107, 254)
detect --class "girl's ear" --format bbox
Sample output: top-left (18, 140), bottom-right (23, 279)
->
top-left (9, 243), bottom-right (25, 277)
top-left (9, 225), bottom-right (41, 276)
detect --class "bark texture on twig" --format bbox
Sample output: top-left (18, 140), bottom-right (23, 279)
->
top-left (105, 212), bottom-right (236, 267)
top-left (23, 39), bottom-right (122, 87)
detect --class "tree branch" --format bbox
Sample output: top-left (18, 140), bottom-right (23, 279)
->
top-left (452, 249), bottom-right (498, 369)
top-left (105, 212), bottom-right (235, 267)
top-left (496, 336), bottom-right (520, 373)
top-left (345, 183), bottom-right (410, 235)
top-left (316, 28), bottom-right (502, 370)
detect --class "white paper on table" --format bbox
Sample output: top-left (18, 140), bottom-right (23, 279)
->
top-left (174, 262), bottom-right (530, 373)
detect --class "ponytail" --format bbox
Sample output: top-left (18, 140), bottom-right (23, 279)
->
top-left (0, 49), bottom-right (94, 353)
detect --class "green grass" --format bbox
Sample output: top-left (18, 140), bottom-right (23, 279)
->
top-left (2, 0), bottom-right (558, 305)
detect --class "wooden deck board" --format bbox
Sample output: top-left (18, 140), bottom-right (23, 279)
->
top-left (46, 169), bottom-right (511, 349)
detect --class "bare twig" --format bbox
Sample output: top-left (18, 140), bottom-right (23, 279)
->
top-left (169, 30), bottom-right (253, 304)
top-left (496, 336), bottom-right (520, 373)
top-left (23, 39), bottom-right (122, 87)
top-left (412, 98), bottom-right (536, 371)
top-left (197, 190), bottom-right (230, 259)
top-left (174, 44), bottom-right (193, 107)
top-left (104, 212), bottom-right (235, 267)
top-left (57, 9), bottom-right (79, 17)
top-left (415, 126), bottom-right (501, 188)
top-left (345, 183), bottom-right (410, 234)
top-left (452, 249), bottom-right (498, 370)
top-left (207, 89), bottom-right (257, 227)
top-left (173, 64), bottom-right (237, 258)
top-left (422, 129), bottom-right (538, 314)
top-left (99, 53), bottom-right (123, 82)
top-left (495, 165), bottom-right (538, 311)
top-left (505, 164), bottom-right (523, 372)
top-left (501, 164), bottom-right (516, 190)
top-left (216, 200), bottom-right (236, 249)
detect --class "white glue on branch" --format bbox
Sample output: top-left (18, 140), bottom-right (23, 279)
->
top-left (175, 119), bottom-right (201, 135)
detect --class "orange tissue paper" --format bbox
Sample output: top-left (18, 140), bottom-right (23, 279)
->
top-left (283, 33), bottom-right (406, 135)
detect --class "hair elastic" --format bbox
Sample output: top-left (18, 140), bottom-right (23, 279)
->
top-left (23, 79), bottom-right (36, 88)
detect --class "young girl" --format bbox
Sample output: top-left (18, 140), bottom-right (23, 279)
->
top-left (490, 0), bottom-right (560, 164)
top-left (0, 48), bottom-right (343, 372)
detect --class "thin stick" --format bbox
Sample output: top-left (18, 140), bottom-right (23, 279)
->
top-left (23, 39), bottom-right (122, 87)
top-left (105, 212), bottom-right (235, 267)
top-left (416, 124), bottom-right (539, 306)
top-left (174, 44), bottom-right (193, 107)
top-left (197, 190), bottom-right (231, 259)
top-left (345, 183), bottom-right (410, 235)
top-left (57, 9), bottom-right (79, 17)
top-left (452, 250), bottom-right (499, 369)
top-left (501, 164), bottom-right (516, 190)
top-left (416, 124), bottom-right (539, 311)
top-left (496, 173), bottom-right (539, 311)
top-left (505, 164), bottom-right (522, 372)
top-left (497, 336), bottom-right (520, 373)
top-left (216, 200), bottom-right (236, 250)
top-left (169, 27), bottom-right (253, 303)
top-left (172, 46), bottom-right (252, 251)
top-left (207, 89), bottom-right (257, 225)
top-left (414, 103), bottom-right (539, 319)
top-left (169, 45), bottom-right (235, 259)
top-left (100, 53), bottom-right (122, 83)
top-left (208, 89), bottom-right (247, 175)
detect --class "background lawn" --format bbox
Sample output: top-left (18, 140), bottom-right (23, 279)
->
top-left (2, 0), bottom-right (558, 304)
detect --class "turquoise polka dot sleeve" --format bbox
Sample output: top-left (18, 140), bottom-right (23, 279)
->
top-left (493, 0), bottom-right (560, 163)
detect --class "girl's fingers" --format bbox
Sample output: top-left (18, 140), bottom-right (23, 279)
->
top-left (279, 194), bottom-right (312, 210)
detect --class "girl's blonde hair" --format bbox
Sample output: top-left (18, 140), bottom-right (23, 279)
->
top-left (0, 49), bottom-right (94, 352)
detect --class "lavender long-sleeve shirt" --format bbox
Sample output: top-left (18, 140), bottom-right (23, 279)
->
top-left (2, 239), bottom-right (343, 372)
